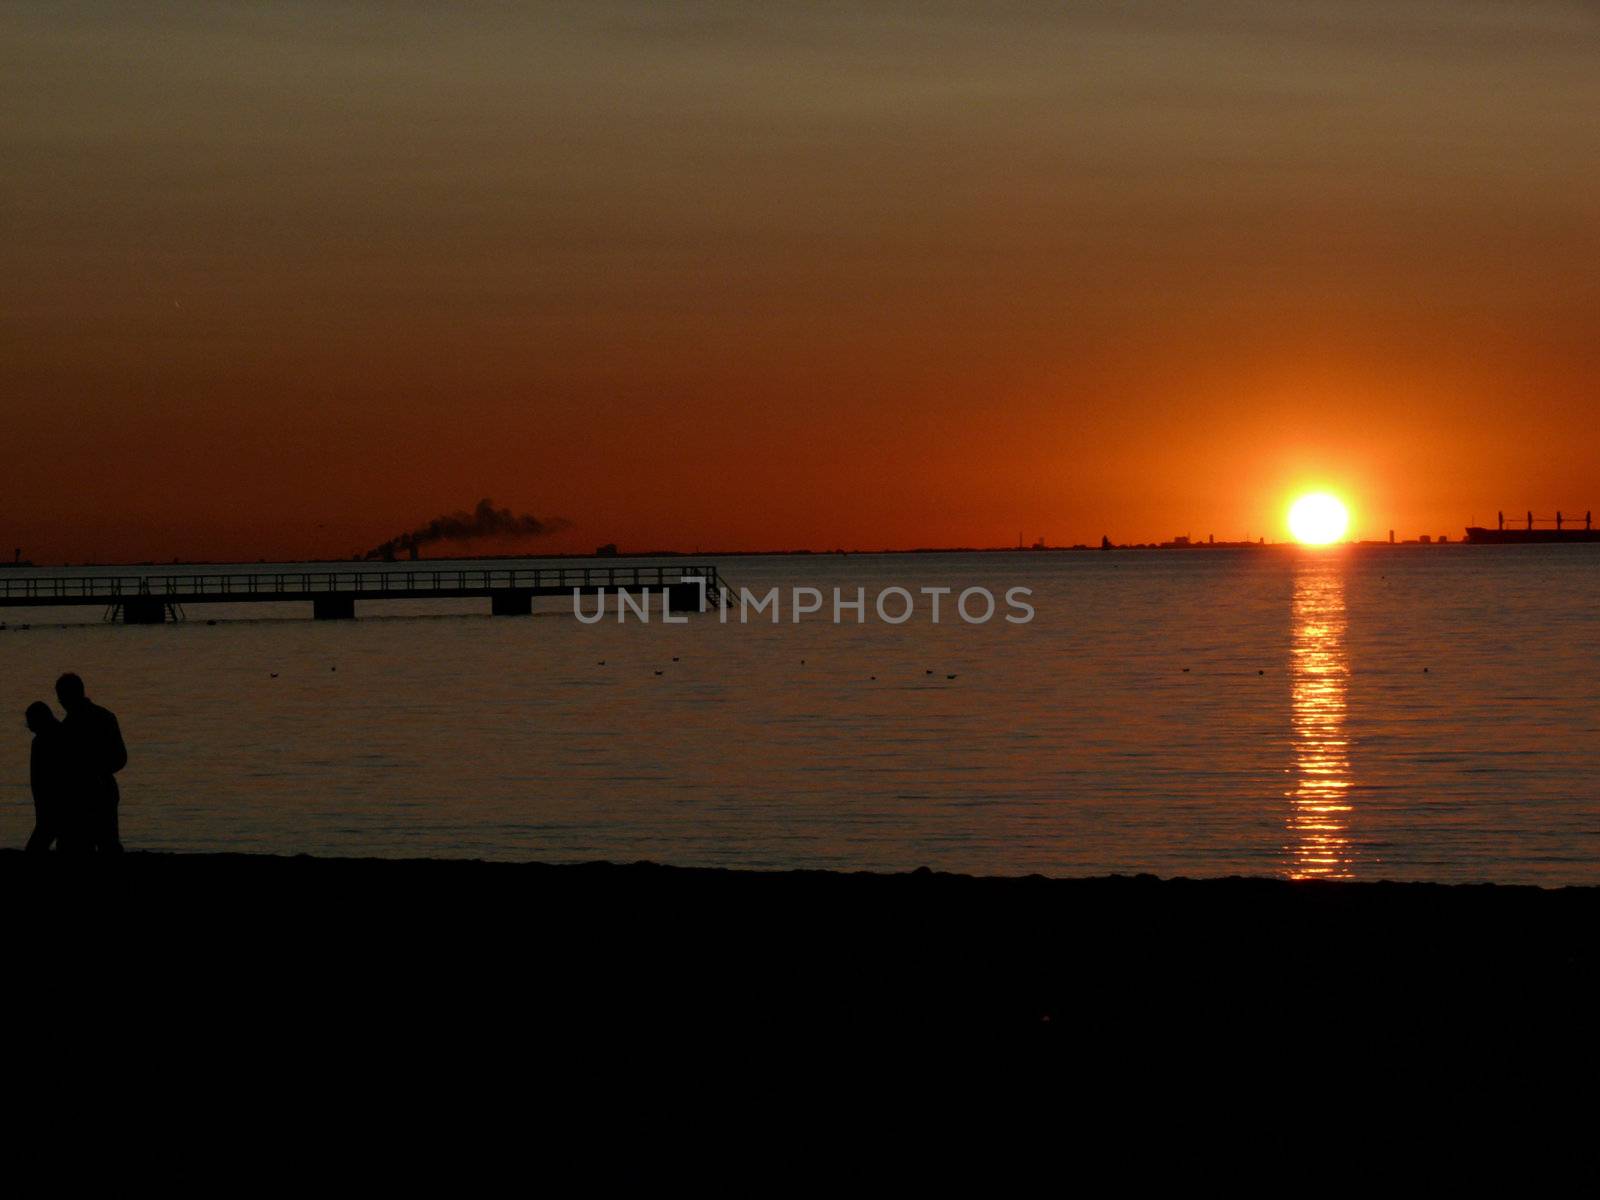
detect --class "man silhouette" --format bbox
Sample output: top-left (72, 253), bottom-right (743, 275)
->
top-left (56, 673), bottom-right (126, 853)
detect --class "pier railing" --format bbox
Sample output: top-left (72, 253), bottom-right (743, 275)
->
top-left (0, 563), bottom-right (724, 603)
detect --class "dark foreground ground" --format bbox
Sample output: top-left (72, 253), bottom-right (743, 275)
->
top-left (7, 851), bottom-right (1599, 1055)
top-left (10, 852), bottom-right (1595, 1165)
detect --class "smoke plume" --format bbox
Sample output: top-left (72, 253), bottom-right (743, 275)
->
top-left (365, 499), bottom-right (573, 561)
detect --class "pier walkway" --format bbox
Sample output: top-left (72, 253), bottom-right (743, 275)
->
top-left (0, 563), bottom-right (726, 623)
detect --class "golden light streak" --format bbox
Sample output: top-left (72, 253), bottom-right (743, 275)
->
top-left (1286, 558), bottom-right (1355, 879)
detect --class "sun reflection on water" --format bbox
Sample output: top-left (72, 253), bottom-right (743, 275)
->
top-left (1287, 559), bottom-right (1354, 879)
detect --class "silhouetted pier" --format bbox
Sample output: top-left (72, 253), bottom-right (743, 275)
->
top-left (0, 564), bottom-right (725, 623)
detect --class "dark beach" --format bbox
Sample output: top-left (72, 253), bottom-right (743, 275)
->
top-left (10, 851), bottom-right (1597, 1048)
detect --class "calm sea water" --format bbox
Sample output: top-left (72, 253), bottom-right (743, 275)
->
top-left (3, 547), bottom-right (1597, 883)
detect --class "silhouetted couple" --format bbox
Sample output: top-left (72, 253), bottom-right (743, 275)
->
top-left (25, 673), bottom-right (126, 854)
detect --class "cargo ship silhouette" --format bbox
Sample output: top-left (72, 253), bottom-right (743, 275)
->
top-left (1466, 511), bottom-right (1599, 544)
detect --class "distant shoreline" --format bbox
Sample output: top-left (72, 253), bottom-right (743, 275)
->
top-left (11, 538), bottom-right (1509, 571)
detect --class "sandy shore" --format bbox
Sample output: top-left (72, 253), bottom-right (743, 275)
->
top-left (7, 851), bottom-right (1597, 1046)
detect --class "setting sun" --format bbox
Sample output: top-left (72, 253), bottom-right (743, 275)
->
top-left (1288, 493), bottom-right (1350, 545)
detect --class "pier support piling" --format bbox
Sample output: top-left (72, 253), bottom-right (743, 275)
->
top-left (313, 595), bottom-right (356, 620)
top-left (490, 590), bottom-right (533, 616)
top-left (122, 597), bottom-right (167, 624)
top-left (667, 581), bottom-right (705, 613)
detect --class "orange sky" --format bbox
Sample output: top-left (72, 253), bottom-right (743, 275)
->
top-left (4, 2), bottom-right (1597, 562)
